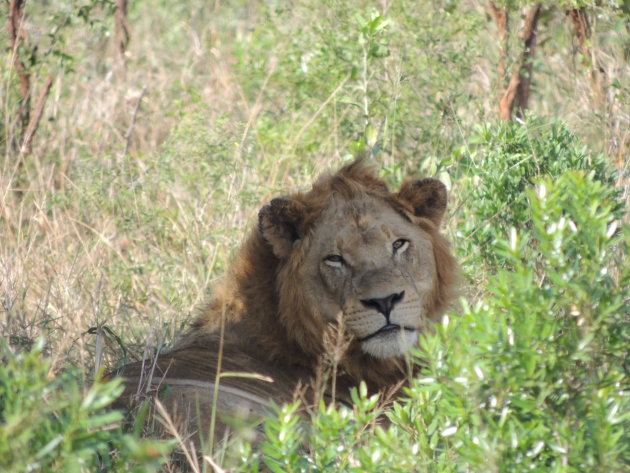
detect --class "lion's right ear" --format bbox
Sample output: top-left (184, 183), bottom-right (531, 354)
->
top-left (396, 178), bottom-right (447, 226)
top-left (258, 198), bottom-right (305, 259)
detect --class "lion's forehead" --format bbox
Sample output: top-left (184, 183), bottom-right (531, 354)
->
top-left (314, 196), bottom-right (412, 245)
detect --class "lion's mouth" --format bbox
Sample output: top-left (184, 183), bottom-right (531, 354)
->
top-left (359, 324), bottom-right (415, 343)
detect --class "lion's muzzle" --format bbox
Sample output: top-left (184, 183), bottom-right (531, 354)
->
top-left (359, 291), bottom-right (405, 319)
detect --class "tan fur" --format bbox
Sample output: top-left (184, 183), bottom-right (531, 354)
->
top-left (114, 159), bottom-right (457, 443)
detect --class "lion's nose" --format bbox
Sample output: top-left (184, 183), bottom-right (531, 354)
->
top-left (360, 291), bottom-right (405, 319)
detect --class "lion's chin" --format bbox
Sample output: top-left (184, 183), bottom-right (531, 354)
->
top-left (360, 329), bottom-right (418, 359)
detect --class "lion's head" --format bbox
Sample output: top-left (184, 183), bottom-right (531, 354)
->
top-left (256, 159), bottom-right (457, 367)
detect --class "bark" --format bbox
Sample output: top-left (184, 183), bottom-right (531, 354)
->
top-left (114, 0), bottom-right (130, 60)
top-left (567, 8), bottom-right (605, 107)
top-left (7, 0), bottom-right (30, 133)
top-left (515, 3), bottom-right (542, 116)
top-left (489, 2), bottom-right (542, 121)
top-left (488, 2), bottom-right (509, 84)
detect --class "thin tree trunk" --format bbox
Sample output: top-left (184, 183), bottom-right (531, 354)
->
top-left (487, 2), bottom-right (509, 90)
top-left (567, 8), bottom-right (605, 107)
top-left (7, 0), bottom-right (30, 136)
top-left (19, 76), bottom-right (53, 159)
top-left (515, 3), bottom-right (542, 117)
top-left (114, 0), bottom-right (130, 76)
top-left (489, 2), bottom-right (541, 121)
top-left (7, 2), bottom-right (54, 194)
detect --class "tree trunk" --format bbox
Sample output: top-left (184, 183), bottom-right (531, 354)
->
top-left (488, 2), bottom-right (542, 121)
top-left (567, 8), bottom-right (605, 107)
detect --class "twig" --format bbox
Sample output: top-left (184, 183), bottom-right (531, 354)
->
top-left (18, 76), bottom-right (53, 159)
top-left (203, 455), bottom-right (227, 473)
top-left (120, 86), bottom-right (147, 159)
top-left (8, 0), bottom-right (30, 131)
top-left (566, 8), bottom-right (605, 107)
top-left (490, 3), bottom-right (541, 121)
top-left (208, 303), bottom-right (227, 450)
top-left (487, 2), bottom-right (508, 83)
top-left (114, 0), bottom-right (130, 77)
top-left (154, 399), bottom-right (202, 473)
top-left (292, 73), bottom-right (350, 148)
top-left (238, 56), bottom-right (277, 155)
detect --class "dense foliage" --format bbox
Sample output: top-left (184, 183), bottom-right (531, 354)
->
top-left (456, 116), bottom-right (617, 271)
top-left (0, 341), bottom-right (170, 472)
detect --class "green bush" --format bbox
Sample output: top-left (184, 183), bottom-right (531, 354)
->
top-left (0, 341), bottom-right (170, 472)
top-left (455, 116), bottom-right (616, 272)
top-left (225, 169), bottom-right (628, 472)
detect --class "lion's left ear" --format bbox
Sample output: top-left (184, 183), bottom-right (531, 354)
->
top-left (397, 178), bottom-right (447, 226)
top-left (258, 197), bottom-right (305, 259)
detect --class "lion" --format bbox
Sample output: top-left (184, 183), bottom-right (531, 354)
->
top-left (114, 159), bottom-right (457, 444)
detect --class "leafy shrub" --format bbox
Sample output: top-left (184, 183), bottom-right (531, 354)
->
top-left (408, 170), bottom-right (628, 471)
top-left (224, 169), bottom-right (628, 472)
top-left (231, 0), bottom-right (481, 163)
top-left (455, 116), bottom-right (616, 272)
top-left (0, 340), bottom-right (170, 473)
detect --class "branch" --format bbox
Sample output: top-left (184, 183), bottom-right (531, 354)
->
top-left (487, 2), bottom-right (509, 82)
top-left (114, 0), bottom-right (130, 61)
top-left (8, 0), bottom-right (31, 128)
top-left (120, 86), bottom-right (147, 159)
top-left (18, 75), bottom-right (53, 160)
top-left (497, 3), bottom-right (542, 121)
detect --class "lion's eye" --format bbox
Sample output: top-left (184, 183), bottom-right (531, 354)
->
top-left (323, 254), bottom-right (345, 267)
top-left (392, 239), bottom-right (409, 254)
